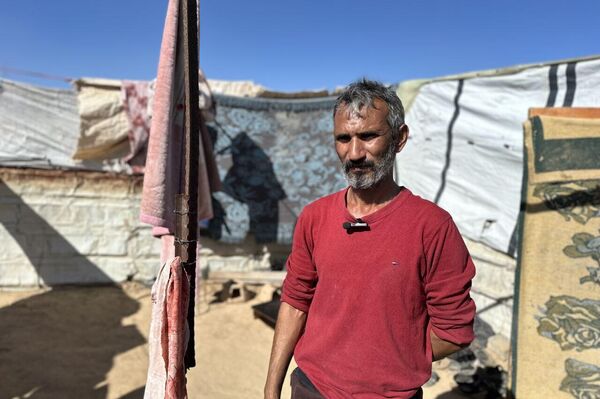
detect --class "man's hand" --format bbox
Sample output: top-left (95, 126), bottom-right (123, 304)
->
top-left (430, 330), bottom-right (467, 361)
top-left (264, 302), bottom-right (307, 399)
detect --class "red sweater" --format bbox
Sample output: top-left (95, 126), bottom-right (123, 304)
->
top-left (281, 187), bottom-right (476, 398)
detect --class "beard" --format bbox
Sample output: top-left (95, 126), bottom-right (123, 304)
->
top-left (342, 142), bottom-right (397, 190)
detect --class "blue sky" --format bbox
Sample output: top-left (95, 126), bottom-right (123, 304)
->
top-left (1, 0), bottom-right (599, 91)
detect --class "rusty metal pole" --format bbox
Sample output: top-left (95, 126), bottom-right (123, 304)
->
top-left (175, 0), bottom-right (200, 370)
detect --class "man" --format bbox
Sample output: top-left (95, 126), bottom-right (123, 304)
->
top-left (265, 79), bottom-right (476, 399)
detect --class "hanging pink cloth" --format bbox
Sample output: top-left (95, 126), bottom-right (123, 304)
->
top-left (139, 0), bottom-right (220, 236)
top-left (144, 257), bottom-right (190, 399)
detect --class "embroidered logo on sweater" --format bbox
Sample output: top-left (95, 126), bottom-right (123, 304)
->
top-left (391, 261), bottom-right (400, 267)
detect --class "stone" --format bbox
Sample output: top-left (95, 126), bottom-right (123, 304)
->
top-left (424, 371), bottom-right (440, 387)
top-left (89, 257), bottom-right (138, 282)
top-left (130, 234), bottom-right (162, 258)
top-left (0, 260), bottom-right (40, 286)
top-left (472, 260), bottom-right (515, 299)
top-left (0, 205), bottom-right (18, 224)
top-left (485, 334), bottom-right (510, 369)
top-left (48, 235), bottom-right (98, 256)
top-left (37, 259), bottom-right (114, 285)
top-left (96, 235), bottom-right (129, 256)
top-left (470, 291), bottom-right (513, 339)
top-left (207, 256), bottom-right (250, 272)
top-left (131, 259), bottom-right (162, 282)
top-left (0, 228), bottom-right (29, 260)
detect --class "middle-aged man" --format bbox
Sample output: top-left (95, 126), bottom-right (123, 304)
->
top-left (264, 79), bottom-right (476, 399)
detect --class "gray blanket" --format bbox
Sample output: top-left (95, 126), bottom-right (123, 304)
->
top-left (206, 94), bottom-right (345, 244)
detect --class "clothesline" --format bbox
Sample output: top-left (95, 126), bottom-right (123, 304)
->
top-left (0, 65), bottom-right (74, 83)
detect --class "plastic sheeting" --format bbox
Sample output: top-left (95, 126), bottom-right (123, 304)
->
top-left (396, 57), bottom-right (600, 254)
top-left (0, 78), bottom-right (130, 173)
top-left (0, 79), bottom-right (79, 169)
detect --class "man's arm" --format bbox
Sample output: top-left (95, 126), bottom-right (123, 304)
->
top-left (430, 330), bottom-right (466, 361)
top-left (264, 302), bottom-right (307, 399)
top-left (423, 218), bottom-right (477, 361)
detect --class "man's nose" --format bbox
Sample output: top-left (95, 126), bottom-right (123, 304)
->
top-left (348, 138), bottom-right (366, 161)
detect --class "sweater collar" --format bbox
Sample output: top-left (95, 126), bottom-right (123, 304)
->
top-left (338, 186), bottom-right (410, 224)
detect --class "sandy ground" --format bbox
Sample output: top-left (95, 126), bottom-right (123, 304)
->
top-left (0, 282), bottom-right (477, 399)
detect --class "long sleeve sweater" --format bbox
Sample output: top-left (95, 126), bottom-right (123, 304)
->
top-left (281, 187), bottom-right (476, 398)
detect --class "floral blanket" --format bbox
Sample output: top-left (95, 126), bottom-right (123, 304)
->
top-left (513, 109), bottom-right (600, 398)
top-left (206, 94), bottom-right (345, 244)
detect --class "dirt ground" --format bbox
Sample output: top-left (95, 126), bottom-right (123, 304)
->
top-left (0, 282), bottom-right (477, 399)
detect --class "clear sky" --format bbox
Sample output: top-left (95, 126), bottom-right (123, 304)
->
top-left (1, 0), bottom-right (599, 91)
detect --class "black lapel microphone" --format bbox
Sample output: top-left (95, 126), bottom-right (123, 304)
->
top-left (342, 218), bottom-right (370, 233)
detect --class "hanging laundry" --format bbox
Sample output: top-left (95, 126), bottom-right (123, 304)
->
top-left (139, 0), bottom-right (220, 237)
top-left (207, 94), bottom-right (345, 244)
top-left (143, 257), bottom-right (190, 399)
top-left (121, 81), bottom-right (153, 173)
top-left (73, 78), bottom-right (131, 161)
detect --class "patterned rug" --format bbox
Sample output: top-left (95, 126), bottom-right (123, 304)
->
top-left (512, 109), bottom-right (600, 398)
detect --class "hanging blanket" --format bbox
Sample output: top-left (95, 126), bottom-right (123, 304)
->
top-left (207, 94), bottom-right (345, 244)
top-left (73, 78), bottom-right (131, 161)
top-left (121, 80), bottom-right (153, 172)
top-left (73, 75), bottom-right (213, 175)
top-left (512, 110), bottom-right (600, 398)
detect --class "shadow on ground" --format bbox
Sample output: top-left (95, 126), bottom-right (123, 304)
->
top-left (0, 181), bottom-right (146, 398)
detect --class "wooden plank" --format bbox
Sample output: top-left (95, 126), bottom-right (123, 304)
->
top-left (175, 0), bottom-right (201, 370)
top-left (252, 299), bottom-right (281, 328)
top-left (529, 107), bottom-right (600, 119)
top-left (206, 270), bottom-right (287, 285)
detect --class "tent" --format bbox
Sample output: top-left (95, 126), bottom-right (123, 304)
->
top-left (396, 55), bottom-right (600, 255)
top-left (3, 55), bottom-right (600, 342)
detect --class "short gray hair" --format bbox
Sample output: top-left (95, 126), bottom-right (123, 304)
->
top-left (333, 78), bottom-right (405, 143)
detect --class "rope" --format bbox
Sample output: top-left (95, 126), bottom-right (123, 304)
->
top-left (0, 65), bottom-right (74, 83)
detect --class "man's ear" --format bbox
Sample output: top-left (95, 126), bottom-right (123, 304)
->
top-left (395, 124), bottom-right (409, 153)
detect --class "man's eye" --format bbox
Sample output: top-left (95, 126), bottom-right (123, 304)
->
top-left (336, 136), bottom-right (351, 143)
top-left (360, 133), bottom-right (377, 140)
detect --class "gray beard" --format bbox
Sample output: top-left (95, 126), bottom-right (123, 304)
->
top-left (342, 143), bottom-right (397, 190)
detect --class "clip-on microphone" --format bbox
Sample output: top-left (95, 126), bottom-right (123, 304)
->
top-left (342, 218), bottom-right (370, 233)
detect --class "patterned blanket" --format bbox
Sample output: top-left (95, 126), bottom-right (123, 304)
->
top-left (206, 94), bottom-right (345, 244)
top-left (512, 109), bottom-right (600, 398)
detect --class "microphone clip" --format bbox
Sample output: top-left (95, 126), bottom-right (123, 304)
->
top-left (342, 218), bottom-right (370, 233)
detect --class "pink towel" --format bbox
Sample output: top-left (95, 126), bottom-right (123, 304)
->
top-left (144, 257), bottom-right (190, 399)
top-left (140, 0), bottom-right (220, 235)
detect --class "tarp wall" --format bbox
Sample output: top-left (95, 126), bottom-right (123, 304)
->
top-left (396, 57), bottom-right (600, 254)
top-left (0, 79), bottom-right (79, 169)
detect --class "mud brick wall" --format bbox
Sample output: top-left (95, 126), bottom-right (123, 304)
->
top-left (0, 168), bottom-right (161, 285)
top-left (0, 167), bottom-right (290, 287)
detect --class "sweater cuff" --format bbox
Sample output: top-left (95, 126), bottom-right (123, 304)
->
top-left (280, 294), bottom-right (311, 314)
top-left (431, 323), bottom-right (475, 347)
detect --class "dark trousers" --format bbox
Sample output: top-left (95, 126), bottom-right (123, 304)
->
top-left (290, 368), bottom-right (324, 399)
top-left (290, 368), bottom-right (423, 399)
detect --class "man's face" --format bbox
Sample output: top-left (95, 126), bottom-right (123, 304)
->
top-left (333, 99), bottom-right (401, 190)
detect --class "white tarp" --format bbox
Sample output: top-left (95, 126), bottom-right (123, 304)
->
top-left (0, 79), bottom-right (80, 168)
top-left (396, 56), bottom-right (600, 254)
